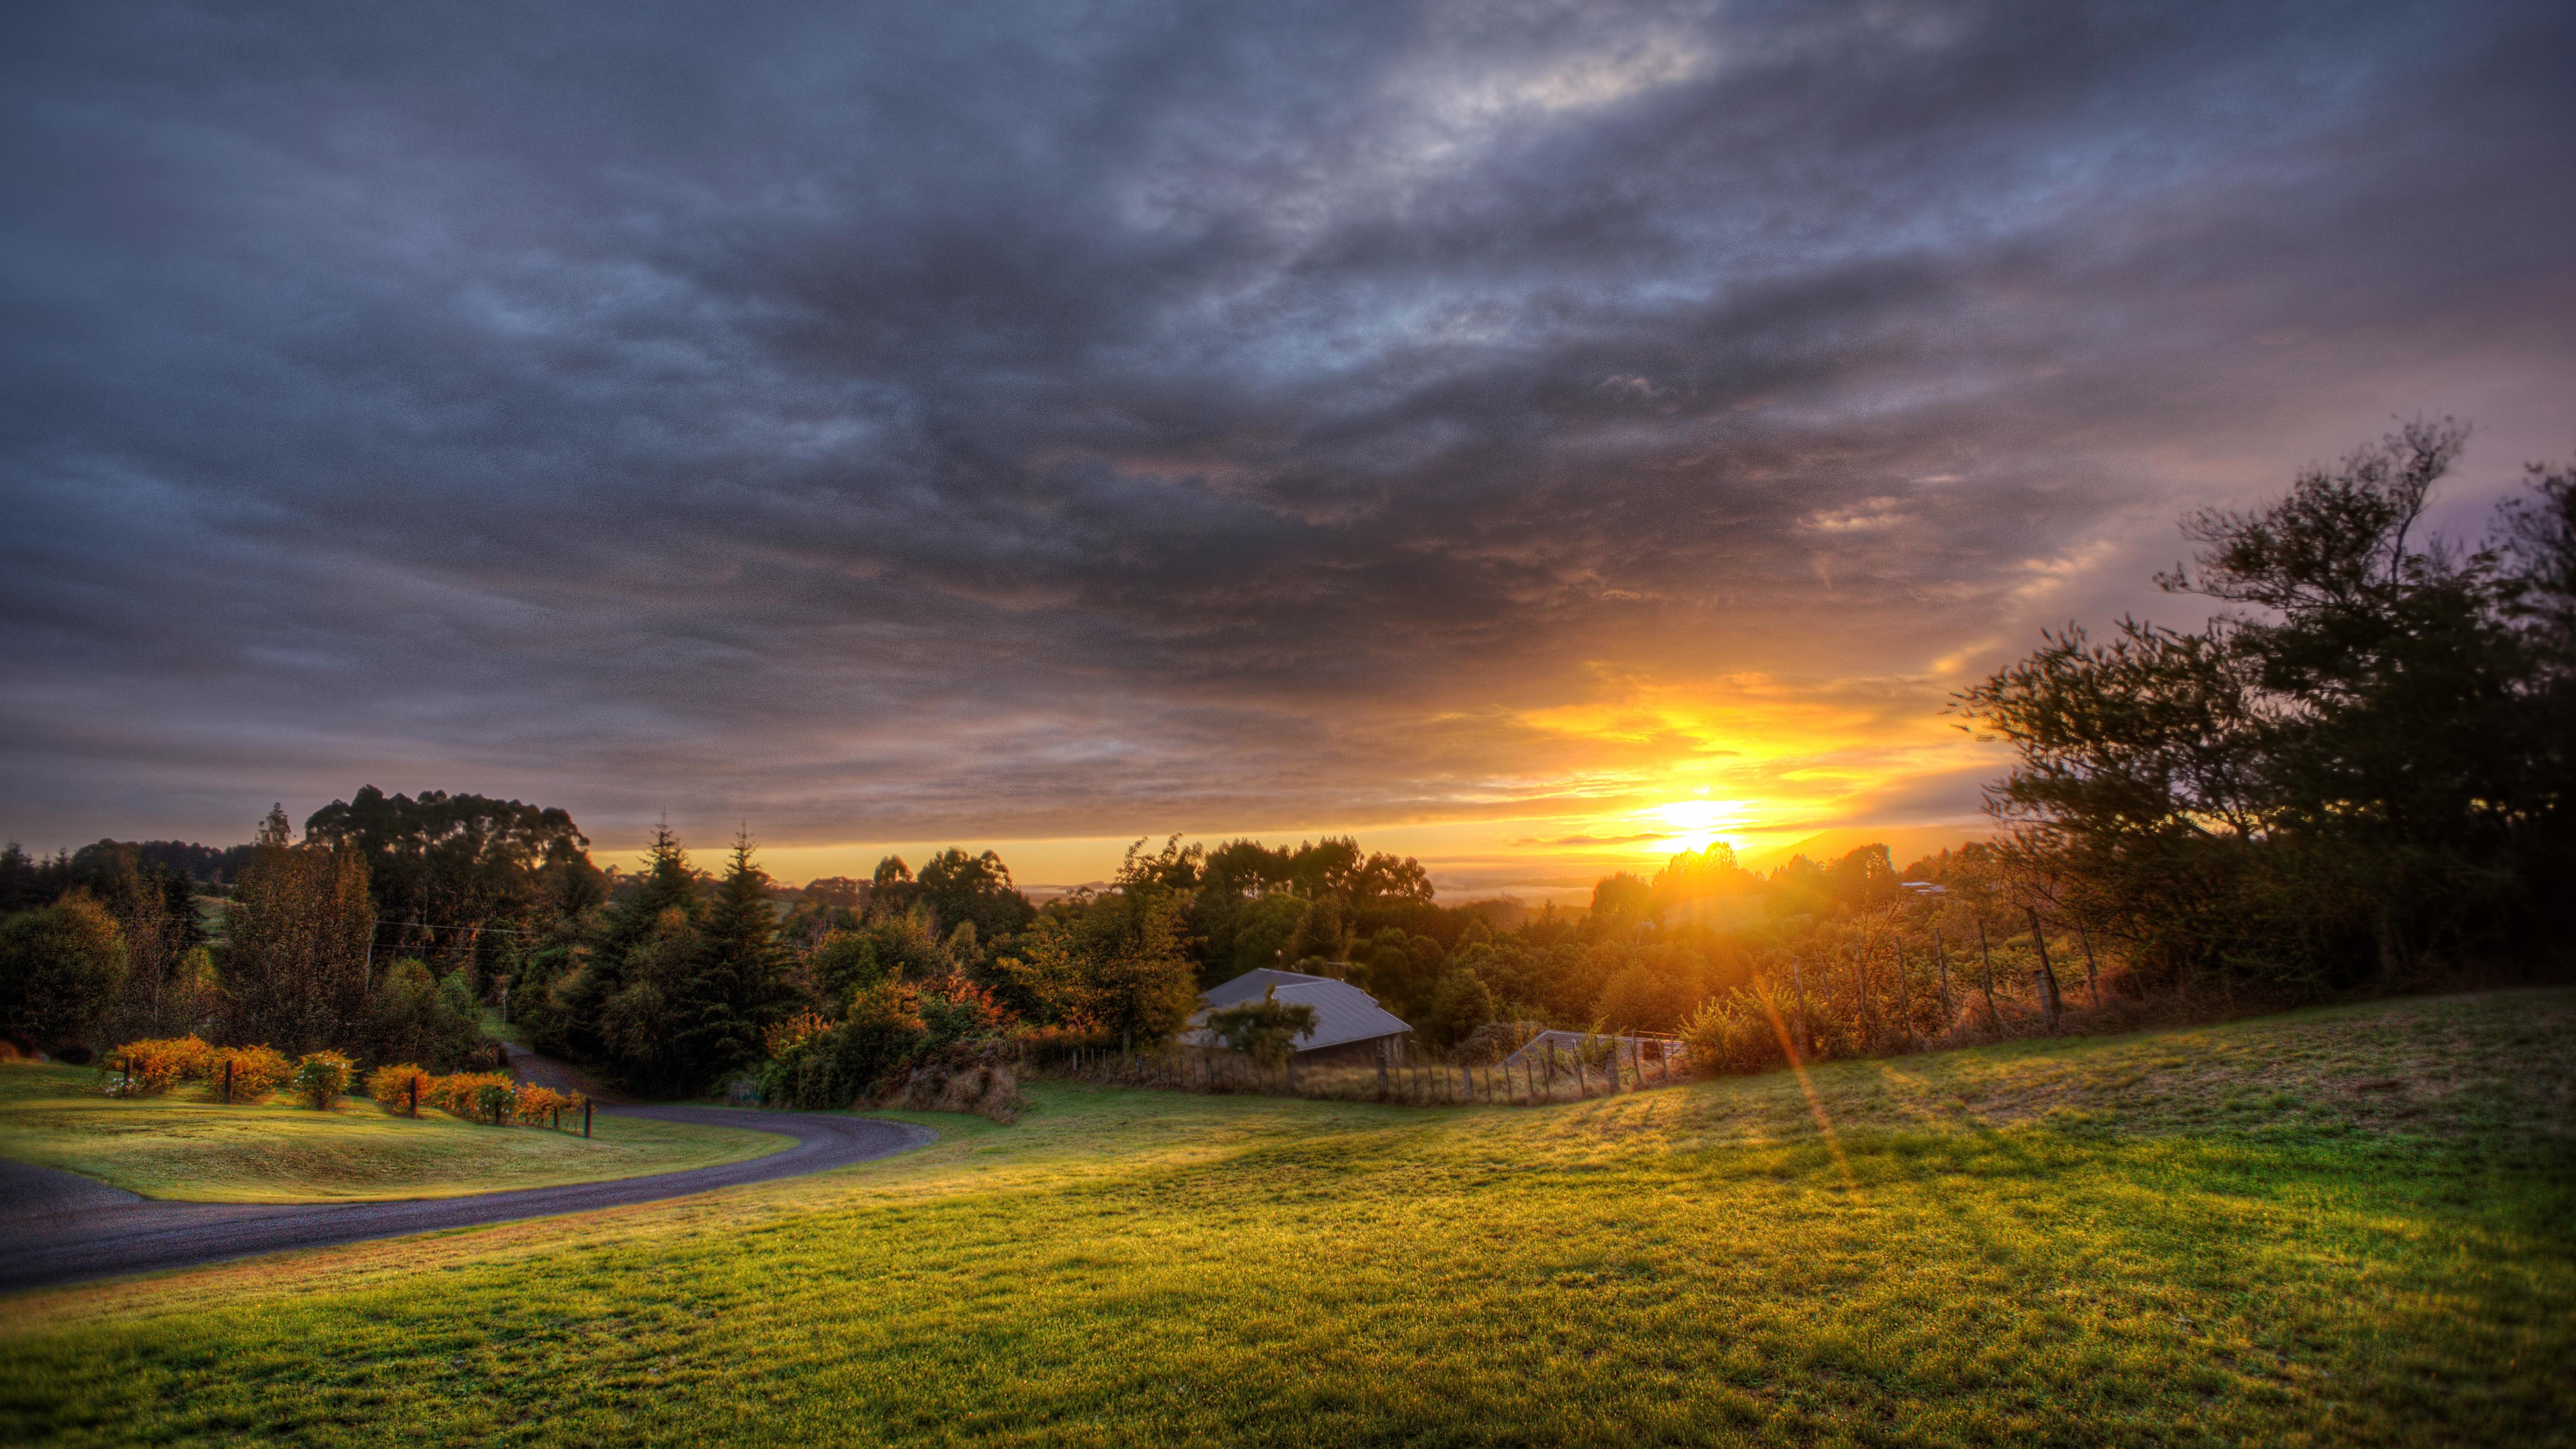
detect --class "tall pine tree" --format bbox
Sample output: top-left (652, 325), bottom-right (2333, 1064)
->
top-left (669, 831), bottom-right (789, 1089)
top-left (563, 821), bottom-right (698, 1064)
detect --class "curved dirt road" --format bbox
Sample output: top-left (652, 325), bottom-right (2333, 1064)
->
top-left (0, 1103), bottom-right (933, 1295)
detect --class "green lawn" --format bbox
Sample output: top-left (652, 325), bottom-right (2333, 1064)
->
top-left (4, 991), bottom-right (2571, 1446)
top-left (0, 1064), bottom-right (789, 1203)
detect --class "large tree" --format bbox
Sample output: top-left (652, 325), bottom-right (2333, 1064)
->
top-left (1961, 422), bottom-right (2573, 987)
top-left (303, 786), bottom-right (596, 973)
top-left (555, 821), bottom-right (699, 1067)
top-left (0, 894), bottom-right (126, 1055)
top-left (667, 834), bottom-right (792, 1089)
top-left (219, 806), bottom-right (378, 1053)
top-left (911, 847), bottom-right (1035, 944)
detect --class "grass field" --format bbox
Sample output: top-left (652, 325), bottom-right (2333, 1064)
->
top-left (3, 991), bottom-right (2571, 1445)
top-left (0, 1064), bottom-right (789, 1203)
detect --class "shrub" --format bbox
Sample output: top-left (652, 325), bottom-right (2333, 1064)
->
top-left (366, 1062), bottom-right (432, 1114)
top-left (104, 1035), bottom-right (214, 1096)
top-left (1456, 1020), bottom-right (1536, 1066)
top-left (1680, 991), bottom-right (1790, 1078)
top-left (755, 981), bottom-right (927, 1110)
top-left (918, 973), bottom-right (1014, 1051)
top-left (422, 1070), bottom-right (516, 1119)
top-left (1205, 988), bottom-right (1318, 1066)
top-left (474, 1080), bottom-right (518, 1125)
top-left (763, 1011), bottom-right (833, 1059)
top-left (510, 1083), bottom-right (577, 1126)
top-left (207, 1044), bottom-right (292, 1102)
top-left (889, 1055), bottom-right (1027, 1124)
top-left (292, 1051), bottom-right (355, 1110)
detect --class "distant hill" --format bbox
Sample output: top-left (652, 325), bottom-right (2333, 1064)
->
top-left (1742, 824), bottom-right (1991, 875)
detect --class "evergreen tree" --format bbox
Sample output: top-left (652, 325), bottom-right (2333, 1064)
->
top-left (562, 822), bottom-right (698, 1060)
top-left (668, 832), bottom-right (790, 1089)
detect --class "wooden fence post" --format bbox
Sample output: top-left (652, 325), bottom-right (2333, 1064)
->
top-left (1930, 927), bottom-right (1954, 1030)
top-left (1892, 943), bottom-right (1916, 1051)
top-left (223, 1057), bottom-right (233, 1105)
top-left (1790, 958), bottom-right (1814, 1059)
top-left (407, 1077), bottom-right (417, 1119)
top-left (1378, 1043), bottom-right (1390, 1102)
top-left (2027, 907), bottom-right (2064, 1032)
top-left (1974, 918), bottom-right (2002, 1032)
top-left (583, 1099), bottom-right (592, 1138)
top-left (1854, 947), bottom-right (1871, 1054)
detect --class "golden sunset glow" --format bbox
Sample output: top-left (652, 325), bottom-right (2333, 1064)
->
top-left (1648, 796), bottom-right (1743, 852)
top-left (753, 668), bottom-right (2008, 898)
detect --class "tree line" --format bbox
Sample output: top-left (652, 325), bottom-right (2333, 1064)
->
top-left (6, 421), bottom-right (2563, 1097)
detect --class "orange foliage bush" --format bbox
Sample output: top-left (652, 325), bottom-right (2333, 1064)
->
top-left (366, 1063), bottom-right (433, 1114)
top-left (105, 1037), bottom-right (292, 1103)
top-left (105, 1036), bottom-right (214, 1096)
top-left (764, 1011), bottom-right (833, 1058)
top-left (421, 1070), bottom-right (517, 1120)
top-left (509, 1083), bottom-right (582, 1126)
top-left (210, 1045), bottom-right (293, 1102)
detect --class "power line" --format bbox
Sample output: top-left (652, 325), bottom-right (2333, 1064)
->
top-left (372, 919), bottom-right (546, 936)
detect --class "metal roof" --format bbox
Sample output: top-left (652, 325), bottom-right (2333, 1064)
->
top-left (1186, 968), bottom-right (1412, 1054)
top-left (1502, 1028), bottom-right (1688, 1069)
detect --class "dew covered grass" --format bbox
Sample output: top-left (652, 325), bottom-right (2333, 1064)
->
top-left (3, 991), bottom-right (2570, 1445)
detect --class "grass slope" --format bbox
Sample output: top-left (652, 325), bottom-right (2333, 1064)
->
top-left (0, 1064), bottom-right (789, 1203)
top-left (4, 992), bottom-right (2571, 1446)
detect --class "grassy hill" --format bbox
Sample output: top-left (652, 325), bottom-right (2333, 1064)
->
top-left (4, 991), bottom-right (2571, 1445)
top-left (0, 1063), bottom-right (788, 1203)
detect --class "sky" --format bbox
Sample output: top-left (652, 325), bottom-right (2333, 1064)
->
top-left (3, 1), bottom-right (2571, 899)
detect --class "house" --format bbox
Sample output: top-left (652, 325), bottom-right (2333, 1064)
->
top-left (1183, 968), bottom-right (1412, 1065)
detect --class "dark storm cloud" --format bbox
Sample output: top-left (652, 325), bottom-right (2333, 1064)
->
top-left (2, 0), bottom-right (2571, 852)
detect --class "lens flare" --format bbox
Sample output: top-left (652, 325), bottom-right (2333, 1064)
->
top-left (1650, 797), bottom-right (1742, 851)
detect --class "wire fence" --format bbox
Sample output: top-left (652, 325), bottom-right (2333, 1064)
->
top-left (1027, 1032), bottom-right (1691, 1107)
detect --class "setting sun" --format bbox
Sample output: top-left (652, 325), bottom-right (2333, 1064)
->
top-left (1650, 796), bottom-right (1743, 851)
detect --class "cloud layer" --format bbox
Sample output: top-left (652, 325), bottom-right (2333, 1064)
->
top-left (3, 0), bottom-right (2571, 888)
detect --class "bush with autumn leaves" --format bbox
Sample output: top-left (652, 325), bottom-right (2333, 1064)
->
top-left (104, 1034), bottom-right (584, 1128)
top-left (362, 1062), bottom-right (583, 1126)
top-left (101, 1036), bottom-right (292, 1102)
